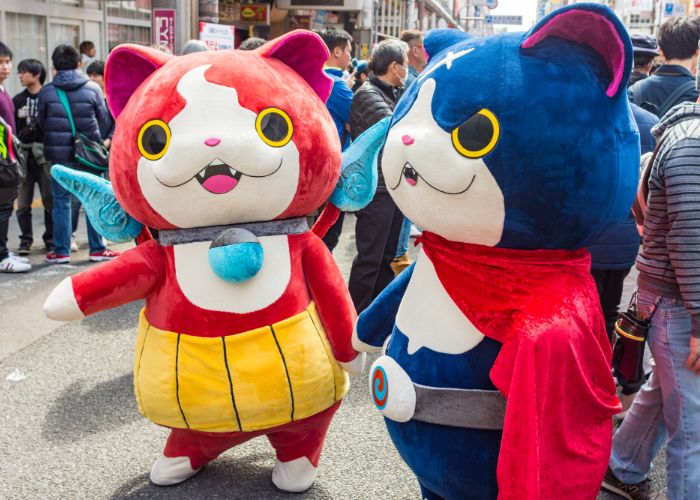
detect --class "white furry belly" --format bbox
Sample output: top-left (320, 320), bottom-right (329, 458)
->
top-left (173, 235), bottom-right (291, 313)
top-left (396, 249), bottom-right (484, 355)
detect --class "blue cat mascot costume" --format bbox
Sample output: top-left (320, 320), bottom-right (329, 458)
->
top-left (352, 4), bottom-right (638, 499)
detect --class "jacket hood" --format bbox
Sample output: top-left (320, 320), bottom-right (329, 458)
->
top-left (652, 102), bottom-right (700, 139)
top-left (52, 69), bottom-right (89, 90)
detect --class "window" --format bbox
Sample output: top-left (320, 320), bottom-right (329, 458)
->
top-left (4, 13), bottom-right (48, 96)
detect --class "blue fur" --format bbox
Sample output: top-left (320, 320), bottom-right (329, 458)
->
top-left (329, 117), bottom-right (389, 211)
top-left (208, 242), bottom-right (264, 283)
top-left (393, 3), bottom-right (639, 250)
top-left (51, 165), bottom-right (143, 243)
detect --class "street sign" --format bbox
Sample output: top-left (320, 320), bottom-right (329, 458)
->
top-left (485, 0), bottom-right (498, 9)
top-left (152, 9), bottom-right (176, 54)
top-left (484, 15), bottom-right (493, 24)
top-left (489, 14), bottom-right (523, 25)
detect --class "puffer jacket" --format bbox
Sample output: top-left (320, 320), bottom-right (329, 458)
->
top-left (349, 75), bottom-right (402, 191)
top-left (37, 69), bottom-right (109, 167)
top-left (587, 103), bottom-right (659, 270)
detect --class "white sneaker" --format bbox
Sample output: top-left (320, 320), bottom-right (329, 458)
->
top-left (0, 256), bottom-right (31, 273)
top-left (70, 236), bottom-right (78, 252)
top-left (409, 224), bottom-right (422, 238)
top-left (8, 252), bottom-right (29, 263)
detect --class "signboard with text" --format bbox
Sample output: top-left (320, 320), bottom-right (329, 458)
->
top-left (152, 9), bottom-right (176, 54)
top-left (236, 3), bottom-right (270, 25)
top-left (199, 22), bottom-right (236, 50)
top-left (489, 14), bottom-right (523, 25)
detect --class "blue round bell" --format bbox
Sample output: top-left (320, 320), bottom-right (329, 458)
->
top-left (208, 228), bottom-right (264, 283)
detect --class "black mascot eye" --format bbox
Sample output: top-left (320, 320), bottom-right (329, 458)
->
top-left (451, 109), bottom-right (500, 158)
top-left (138, 120), bottom-right (171, 160)
top-left (255, 108), bottom-right (293, 147)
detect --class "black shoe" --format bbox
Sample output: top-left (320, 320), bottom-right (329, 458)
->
top-left (601, 467), bottom-right (666, 500)
top-left (17, 243), bottom-right (31, 256)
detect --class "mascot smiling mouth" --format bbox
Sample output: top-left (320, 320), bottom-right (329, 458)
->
top-left (391, 162), bottom-right (476, 195)
top-left (155, 158), bottom-right (283, 194)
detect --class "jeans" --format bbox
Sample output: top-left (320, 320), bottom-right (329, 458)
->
top-left (51, 168), bottom-right (104, 256)
top-left (0, 200), bottom-right (14, 261)
top-left (16, 157), bottom-right (53, 250)
top-left (394, 217), bottom-right (412, 258)
top-left (609, 287), bottom-right (700, 499)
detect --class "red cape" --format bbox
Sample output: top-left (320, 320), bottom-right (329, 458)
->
top-left (418, 231), bottom-right (620, 500)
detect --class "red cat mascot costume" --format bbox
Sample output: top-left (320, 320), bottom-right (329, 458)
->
top-left (43, 31), bottom-right (364, 492)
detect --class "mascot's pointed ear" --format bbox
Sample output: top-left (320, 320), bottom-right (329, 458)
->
top-left (105, 44), bottom-right (172, 119)
top-left (520, 4), bottom-right (632, 99)
top-left (259, 30), bottom-right (333, 102)
top-left (424, 29), bottom-right (475, 59)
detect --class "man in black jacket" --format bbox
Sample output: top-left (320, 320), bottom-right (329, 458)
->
top-left (348, 39), bottom-right (408, 312)
top-left (38, 44), bottom-right (117, 264)
top-left (629, 16), bottom-right (700, 118)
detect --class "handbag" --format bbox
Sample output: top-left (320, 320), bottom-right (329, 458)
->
top-left (612, 292), bottom-right (659, 387)
top-left (55, 87), bottom-right (109, 174)
top-left (0, 116), bottom-right (27, 189)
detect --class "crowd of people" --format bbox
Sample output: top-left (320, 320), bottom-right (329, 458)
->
top-left (1, 16), bottom-right (700, 499)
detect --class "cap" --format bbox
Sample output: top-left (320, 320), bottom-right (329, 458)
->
top-left (352, 57), bottom-right (369, 73)
top-left (630, 34), bottom-right (659, 57)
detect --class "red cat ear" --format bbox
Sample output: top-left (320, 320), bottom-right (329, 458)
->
top-left (105, 44), bottom-right (173, 118)
top-left (258, 30), bottom-right (333, 103)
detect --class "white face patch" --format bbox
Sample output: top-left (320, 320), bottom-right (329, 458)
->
top-left (137, 65), bottom-right (300, 228)
top-left (382, 78), bottom-right (505, 246)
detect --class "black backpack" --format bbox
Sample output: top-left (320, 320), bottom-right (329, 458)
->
top-left (0, 116), bottom-right (27, 189)
top-left (630, 78), bottom-right (697, 118)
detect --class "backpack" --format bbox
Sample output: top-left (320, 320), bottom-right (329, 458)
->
top-left (0, 117), bottom-right (27, 189)
top-left (630, 78), bottom-right (697, 118)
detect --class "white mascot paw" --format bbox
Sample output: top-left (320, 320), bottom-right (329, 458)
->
top-left (369, 355), bottom-right (416, 422)
top-left (271, 457), bottom-right (318, 493)
top-left (43, 277), bottom-right (84, 321)
top-left (150, 454), bottom-right (200, 486)
top-left (339, 352), bottom-right (366, 376)
top-left (351, 326), bottom-right (382, 353)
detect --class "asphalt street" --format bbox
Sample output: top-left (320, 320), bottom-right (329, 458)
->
top-left (0, 208), bottom-right (667, 499)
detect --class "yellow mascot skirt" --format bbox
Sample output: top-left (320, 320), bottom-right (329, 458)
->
top-left (133, 302), bottom-right (349, 433)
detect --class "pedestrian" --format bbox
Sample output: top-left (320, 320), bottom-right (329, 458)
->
top-left (238, 37), bottom-right (266, 50)
top-left (86, 60), bottom-right (114, 150)
top-left (79, 40), bottom-right (96, 72)
top-left (318, 27), bottom-right (354, 252)
top-left (347, 39), bottom-right (408, 312)
top-left (181, 39), bottom-right (208, 55)
top-left (351, 58), bottom-right (369, 93)
top-left (0, 41), bottom-right (30, 273)
top-left (38, 44), bottom-right (119, 264)
top-left (629, 17), bottom-right (700, 118)
top-left (629, 34), bottom-right (659, 88)
top-left (601, 100), bottom-right (700, 500)
top-left (399, 30), bottom-right (427, 89)
top-left (13, 58), bottom-right (53, 257)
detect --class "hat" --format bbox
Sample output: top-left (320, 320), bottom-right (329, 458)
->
top-left (630, 34), bottom-right (659, 57)
top-left (352, 57), bottom-right (369, 73)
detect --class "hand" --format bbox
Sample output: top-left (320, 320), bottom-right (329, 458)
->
top-left (103, 138), bottom-right (111, 150)
top-left (43, 277), bottom-right (85, 321)
top-left (687, 337), bottom-right (700, 374)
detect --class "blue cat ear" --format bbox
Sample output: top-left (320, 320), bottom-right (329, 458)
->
top-left (328, 117), bottom-right (390, 211)
top-left (424, 29), bottom-right (475, 60)
top-left (521, 3), bottom-right (632, 98)
top-left (51, 165), bottom-right (144, 243)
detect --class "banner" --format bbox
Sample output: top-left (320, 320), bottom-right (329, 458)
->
top-left (153, 9), bottom-right (176, 53)
top-left (199, 22), bottom-right (236, 50)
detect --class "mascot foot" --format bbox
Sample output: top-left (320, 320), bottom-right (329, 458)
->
top-left (271, 457), bottom-right (317, 493)
top-left (150, 454), bottom-right (201, 486)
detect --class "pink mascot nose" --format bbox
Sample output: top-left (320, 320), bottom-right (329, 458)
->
top-left (205, 137), bottom-right (221, 147)
top-left (402, 135), bottom-right (415, 145)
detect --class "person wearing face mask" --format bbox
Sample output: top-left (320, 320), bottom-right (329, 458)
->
top-left (347, 39), bottom-right (409, 312)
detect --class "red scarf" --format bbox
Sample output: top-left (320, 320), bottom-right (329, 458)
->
top-left (418, 231), bottom-right (621, 500)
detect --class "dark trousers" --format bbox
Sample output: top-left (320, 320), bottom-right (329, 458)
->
top-left (0, 198), bottom-right (16, 261)
top-left (322, 211), bottom-right (345, 252)
top-left (591, 267), bottom-right (632, 343)
top-left (16, 159), bottom-right (53, 249)
top-left (348, 190), bottom-right (404, 313)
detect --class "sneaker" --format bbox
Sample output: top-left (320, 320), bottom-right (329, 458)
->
top-left (17, 243), bottom-right (31, 256)
top-left (409, 224), bottom-right (422, 238)
top-left (390, 253), bottom-right (412, 276)
top-left (601, 467), bottom-right (666, 500)
top-left (0, 255), bottom-right (31, 273)
top-left (8, 252), bottom-right (29, 263)
top-left (70, 236), bottom-right (79, 253)
top-left (89, 248), bottom-right (121, 262)
top-left (45, 252), bottom-right (71, 264)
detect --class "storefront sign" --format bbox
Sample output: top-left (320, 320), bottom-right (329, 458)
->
top-left (199, 22), bottom-right (236, 50)
top-left (236, 3), bottom-right (270, 24)
top-left (153, 9), bottom-right (176, 53)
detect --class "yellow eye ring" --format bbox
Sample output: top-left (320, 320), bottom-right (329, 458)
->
top-left (137, 119), bottom-right (171, 161)
top-left (451, 109), bottom-right (500, 159)
top-left (255, 108), bottom-right (293, 147)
